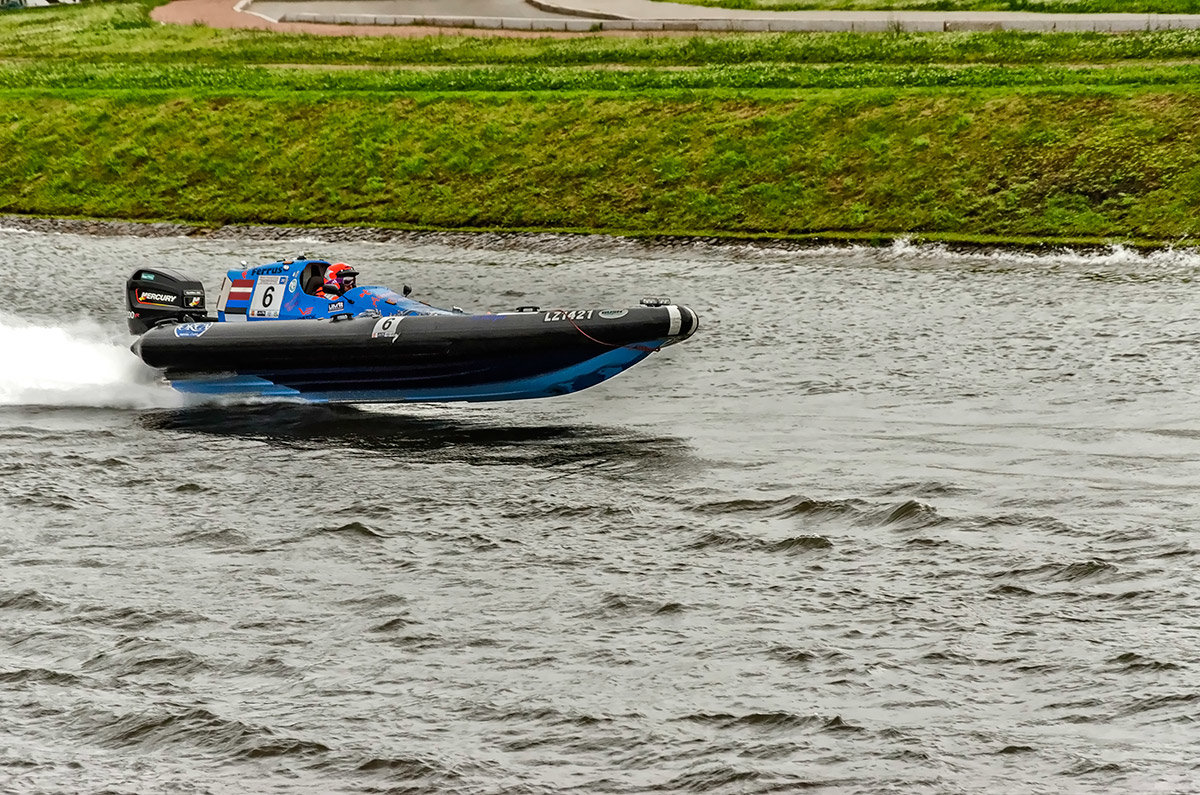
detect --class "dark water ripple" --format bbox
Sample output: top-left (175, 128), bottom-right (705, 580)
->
top-left (2, 230), bottom-right (1200, 792)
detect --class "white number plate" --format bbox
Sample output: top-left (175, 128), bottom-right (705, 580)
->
top-left (249, 275), bottom-right (288, 319)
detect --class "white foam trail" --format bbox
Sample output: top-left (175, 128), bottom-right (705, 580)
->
top-left (0, 315), bottom-right (182, 409)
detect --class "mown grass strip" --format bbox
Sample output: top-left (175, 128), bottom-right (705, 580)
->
top-left (7, 61), bottom-right (1200, 91)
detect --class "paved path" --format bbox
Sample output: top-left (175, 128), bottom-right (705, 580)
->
top-left (153, 0), bottom-right (1200, 35)
top-left (539, 0), bottom-right (1200, 29)
top-left (151, 0), bottom-right (590, 36)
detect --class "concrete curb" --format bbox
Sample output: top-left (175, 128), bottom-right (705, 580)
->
top-left (525, 0), bottom-right (629, 21)
top-left (277, 12), bottom-right (607, 30)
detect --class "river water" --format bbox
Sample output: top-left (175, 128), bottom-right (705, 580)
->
top-left (0, 226), bottom-right (1197, 794)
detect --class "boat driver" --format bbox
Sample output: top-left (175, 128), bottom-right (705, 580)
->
top-left (318, 263), bottom-right (358, 300)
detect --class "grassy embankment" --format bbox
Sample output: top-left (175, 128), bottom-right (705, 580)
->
top-left (4, 2), bottom-right (1200, 245)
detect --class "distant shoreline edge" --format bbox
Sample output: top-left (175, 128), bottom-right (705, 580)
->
top-left (0, 215), bottom-right (1181, 254)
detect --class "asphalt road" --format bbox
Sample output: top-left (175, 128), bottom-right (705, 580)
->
top-left (154, 0), bottom-right (1200, 34)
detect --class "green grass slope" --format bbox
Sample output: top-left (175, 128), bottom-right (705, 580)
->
top-left (3, 1), bottom-right (1200, 245)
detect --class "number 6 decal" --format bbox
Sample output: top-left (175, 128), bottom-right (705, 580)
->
top-left (372, 316), bottom-right (403, 339)
top-left (249, 275), bottom-right (287, 318)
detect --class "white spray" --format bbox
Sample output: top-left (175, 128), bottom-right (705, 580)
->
top-left (0, 315), bottom-right (182, 409)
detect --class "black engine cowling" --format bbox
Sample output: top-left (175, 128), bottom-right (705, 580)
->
top-left (126, 267), bottom-right (208, 335)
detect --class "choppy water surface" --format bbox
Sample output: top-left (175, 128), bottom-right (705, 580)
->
top-left (1, 227), bottom-right (1198, 794)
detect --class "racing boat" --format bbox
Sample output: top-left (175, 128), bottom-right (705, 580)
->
top-left (125, 258), bottom-right (699, 403)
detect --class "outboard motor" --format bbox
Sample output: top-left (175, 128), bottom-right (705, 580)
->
top-left (126, 267), bottom-right (207, 335)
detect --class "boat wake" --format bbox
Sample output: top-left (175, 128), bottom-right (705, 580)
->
top-left (0, 315), bottom-right (181, 409)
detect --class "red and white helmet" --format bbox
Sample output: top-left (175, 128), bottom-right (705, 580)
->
top-left (323, 262), bottom-right (358, 294)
